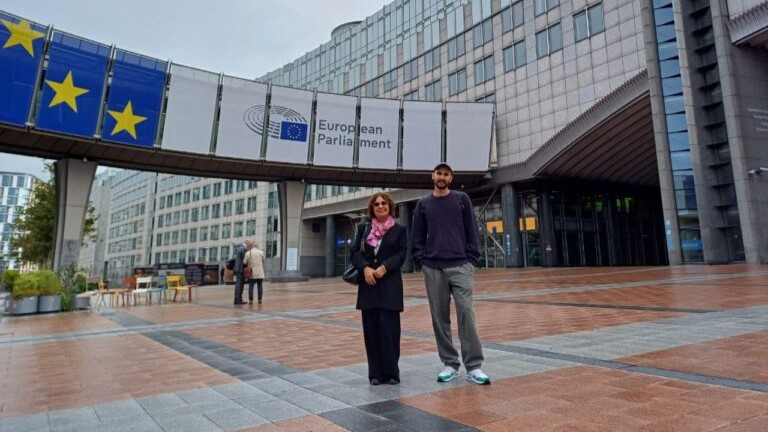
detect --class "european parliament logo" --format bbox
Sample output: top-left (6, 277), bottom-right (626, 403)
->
top-left (243, 104), bottom-right (308, 142)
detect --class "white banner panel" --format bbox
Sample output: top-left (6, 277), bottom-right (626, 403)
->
top-left (162, 64), bottom-right (219, 154)
top-left (313, 93), bottom-right (357, 167)
top-left (402, 101), bottom-right (442, 170)
top-left (265, 86), bottom-right (313, 164)
top-left (358, 98), bottom-right (399, 170)
top-left (215, 76), bottom-right (267, 160)
top-left (446, 102), bottom-right (493, 171)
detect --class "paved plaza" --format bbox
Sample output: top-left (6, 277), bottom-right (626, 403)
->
top-left (1, 265), bottom-right (767, 431)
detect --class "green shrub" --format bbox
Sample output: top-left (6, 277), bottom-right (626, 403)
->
top-left (12, 273), bottom-right (39, 299)
top-left (2, 270), bottom-right (20, 291)
top-left (37, 270), bottom-right (62, 296)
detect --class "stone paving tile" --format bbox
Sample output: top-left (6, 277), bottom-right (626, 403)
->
top-left (1, 265), bottom-right (767, 431)
top-left (185, 318), bottom-right (434, 371)
top-left (398, 365), bottom-right (768, 431)
top-left (0, 312), bottom-right (120, 340)
top-left (119, 303), bottom-right (252, 325)
top-left (0, 335), bottom-right (235, 418)
top-left (621, 329), bottom-right (768, 384)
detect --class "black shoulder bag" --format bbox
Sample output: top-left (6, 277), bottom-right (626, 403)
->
top-left (342, 223), bottom-right (369, 285)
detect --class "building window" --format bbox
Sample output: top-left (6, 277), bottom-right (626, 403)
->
top-left (448, 69), bottom-right (467, 96)
top-left (404, 90), bottom-right (419, 100)
top-left (189, 228), bottom-right (197, 242)
top-left (224, 180), bottom-right (233, 195)
top-left (574, 3), bottom-right (604, 42)
top-left (474, 55), bottom-right (495, 85)
top-left (403, 59), bottom-right (419, 82)
top-left (211, 203), bottom-right (221, 219)
top-left (502, 1), bottom-right (524, 32)
top-left (424, 47), bottom-right (440, 72)
top-left (383, 70), bottom-right (398, 92)
top-left (246, 197), bottom-right (256, 212)
top-left (202, 185), bottom-right (211, 199)
top-left (425, 79), bottom-right (442, 101)
top-left (447, 35), bottom-right (465, 61)
top-left (183, 190), bottom-right (190, 204)
top-left (199, 226), bottom-right (208, 241)
top-left (535, 0), bottom-right (559, 16)
top-left (221, 223), bottom-right (231, 239)
top-left (246, 219), bottom-right (256, 236)
top-left (473, 18), bottom-right (493, 48)
top-left (236, 180), bottom-right (246, 192)
top-left (315, 185), bottom-right (327, 199)
top-left (209, 225), bottom-right (219, 241)
top-left (536, 23), bottom-right (562, 58)
top-left (235, 199), bottom-right (244, 215)
top-left (476, 93), bottom-right (495, 102)
top-left (209, 247), bottom-right (218, 262)
top-left (220, 245), bottom-right (230, 259)
top-left (364, 79), bottom-right (379, 97)
top-left (268, 191), bottom-right (277, 209)
top-left (503, 40), bottom-right (527, 72)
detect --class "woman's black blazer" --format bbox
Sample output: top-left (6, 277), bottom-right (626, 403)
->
top-left (350, 221), bottom-right (407, 311)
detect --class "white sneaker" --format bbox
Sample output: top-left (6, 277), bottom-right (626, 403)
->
top-left (437, 366), bottom-right (460, 382)
top-left (466, 368), bottom-right (491, 385)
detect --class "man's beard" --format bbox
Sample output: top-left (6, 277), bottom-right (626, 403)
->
top-left (433, 179), bottom-right (450, 190)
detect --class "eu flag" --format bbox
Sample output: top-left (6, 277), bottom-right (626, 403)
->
top-left (0, 13), bottom-right (47, 127)
top-left (280, 121), bottom-right (308, 142)
top-left (36, 31), bottom-right (109, 138)
top-left (103, 50), bottom-right (167, 147)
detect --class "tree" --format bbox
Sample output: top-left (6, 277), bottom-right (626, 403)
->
top-left (10, 163), bottom-right (97, 267)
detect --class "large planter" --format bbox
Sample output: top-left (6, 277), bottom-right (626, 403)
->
top-left (38, 295), bottom-right (62, 313)
top-left (5, 296), bottom-right (39, 315)
top-left (74, 295), bottom-right (91, 310)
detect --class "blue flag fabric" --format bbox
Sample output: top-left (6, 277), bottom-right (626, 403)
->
top-left (280, 121), bottom-right (308, 142)
top-left (103, 50), bottom-right (167, 147)
top-left (0, 13), bottom-right (47, 127)
top-left (36, 31), bottom-right (109, 138)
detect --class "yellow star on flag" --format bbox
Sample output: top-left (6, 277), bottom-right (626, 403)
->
top-left (1, 19), bottom-right (45, 57)
top-left (107, 101), bottom-right (146, 139)
top-left (45, 71), bottom-right (89, 112)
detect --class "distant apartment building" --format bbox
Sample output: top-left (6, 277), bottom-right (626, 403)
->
top-left (0, 172), bottom-right (42, 271)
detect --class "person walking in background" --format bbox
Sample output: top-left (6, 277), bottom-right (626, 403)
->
top-left (244, 242), bottom-right (266, 305)
top-left (350, 192), bottom-right (407, 386)
top-left (233, 239), bottom-right (252, 305)
top-left (411, 163), bottom-right (490, 385)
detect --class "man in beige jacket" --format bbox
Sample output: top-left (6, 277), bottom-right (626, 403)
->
top-left (244, 243), bottom-right (267, 304)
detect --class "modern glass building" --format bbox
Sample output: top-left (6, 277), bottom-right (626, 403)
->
top-left (0, 172), bottom-right (42, 271)
top-left (253, 0), bottom-right (767, 274)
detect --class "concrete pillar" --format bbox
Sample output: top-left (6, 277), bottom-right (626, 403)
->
top-left (53, 158), bottom-right (97, 271)
top-left (324, 215), bottom-right (336, 277)
top-left (398, 202), bottom-right (414, 273)
top-left (273, 180), bottom-right (309, 282)
top-left (539, 189), bottom-right (557, 267)
top-left (501, 184), bottom-right (523, 267)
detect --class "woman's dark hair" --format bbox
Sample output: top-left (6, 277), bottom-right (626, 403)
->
top-left (367, 192), bottom-right (396, 219)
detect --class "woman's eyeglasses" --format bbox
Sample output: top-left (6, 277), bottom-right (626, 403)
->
top-left (373, 201), bottom-right (388, 207)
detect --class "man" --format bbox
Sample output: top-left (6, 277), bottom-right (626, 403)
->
top-left (411, 163), bottom-right (490, 385)
top-left (233, 239), bottom-right (252, 305)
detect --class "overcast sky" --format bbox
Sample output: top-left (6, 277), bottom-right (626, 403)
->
top-left (0, 0), bottom-right (392, 180)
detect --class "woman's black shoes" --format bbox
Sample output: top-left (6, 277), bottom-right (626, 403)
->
top-left (370, 379), bottom-right (382, 385)
top-left (370, 378), bottom-right (399, 385)
top-left (386, 378), bottom-right (400, 385)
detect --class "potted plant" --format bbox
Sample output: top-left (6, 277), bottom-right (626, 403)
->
top-left (37, 270), bottom-right (62, 313)
top-left (6, 272), bottom-right (39, 315)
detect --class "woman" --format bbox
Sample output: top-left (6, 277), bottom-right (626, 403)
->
top-left (244, 243), bottom-right (266, 305)
top-left (350, 192), bottom-right (407, 385)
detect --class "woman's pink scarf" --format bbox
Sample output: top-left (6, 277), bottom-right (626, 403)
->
top-left (367, 216), bottom-right (394, 248)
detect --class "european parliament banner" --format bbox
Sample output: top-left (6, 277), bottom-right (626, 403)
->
top-left (36, 32), bottom-right (109, 138)
top-left (103, 50), bottom-right (166, 147)
top-left (215, 76), bottom-right (267, 160)
top-left (446, 102), bottom-right (493, 171)
top-left (265, 86), bottom-right (312, 164)
top-left (402, 101), bottom-right (442, 170)
top-left (0, 13), bottom-right (46, 127)
top-left (358, 98), bottom-right (399, 170)
top-left (312, 92), bottom-right (357, 167)
top-left (161, 64), bottom-right (218, 154)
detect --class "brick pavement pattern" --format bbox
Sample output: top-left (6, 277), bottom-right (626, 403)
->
top-left (0, 264), bottom-right (766, 431)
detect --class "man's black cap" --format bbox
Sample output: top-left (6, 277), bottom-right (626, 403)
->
top-left (433, 162), bottom-right (453, 172)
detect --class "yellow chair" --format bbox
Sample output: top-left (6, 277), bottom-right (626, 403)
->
top-left (165, 275), bottom-right (189, 302)
top-left (93, 280), bottom-right (119, 311)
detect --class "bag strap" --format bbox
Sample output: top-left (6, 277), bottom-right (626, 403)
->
top-left (360, 223), bottom-right (370, 251)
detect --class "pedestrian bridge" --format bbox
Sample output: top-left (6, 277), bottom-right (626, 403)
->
top-left (0, 10), bottom-right (494, 189)
top-left (0, 10), bottom-right (494, 277)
